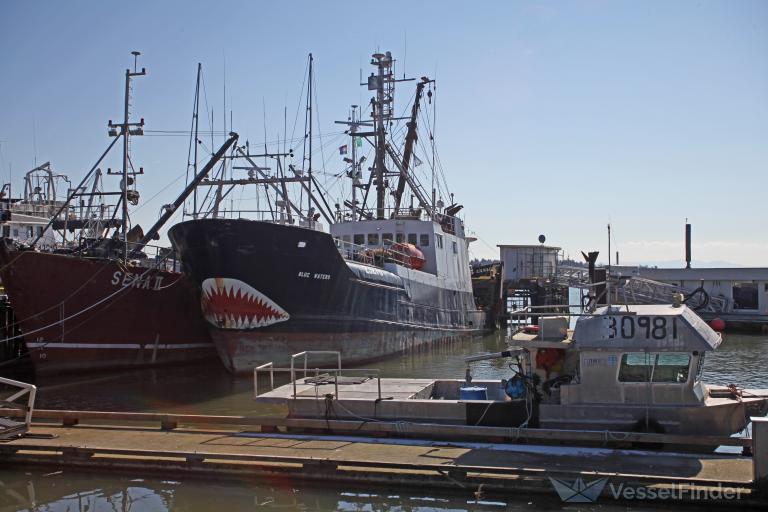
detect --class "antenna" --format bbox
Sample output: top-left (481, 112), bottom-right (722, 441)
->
top-left (607, 223), bottom-right (612, 309)
top-left (131, 51), bottom-right (141, 72)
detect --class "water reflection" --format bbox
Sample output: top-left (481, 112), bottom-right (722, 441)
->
top-left (0, 469), bottom-right (567, 512)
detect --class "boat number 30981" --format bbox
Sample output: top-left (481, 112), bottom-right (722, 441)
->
top-left (607, 315), bottom-right (678, 340)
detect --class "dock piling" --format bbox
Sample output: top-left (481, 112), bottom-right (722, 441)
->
top-left (753, 417), bottom-right (768, 495)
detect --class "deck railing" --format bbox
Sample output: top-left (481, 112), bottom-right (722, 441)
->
top-left (254, 350), bottom-right (382, 401)
top-left (0, 377), bottom-right (37, 430)
top-left (333, 238), bottom-right (419, 269)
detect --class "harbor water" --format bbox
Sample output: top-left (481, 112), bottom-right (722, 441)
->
top-left (1, 329), bottom-right (766, 511)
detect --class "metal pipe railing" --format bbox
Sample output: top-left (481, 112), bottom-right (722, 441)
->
top-left (0, 377), bottom-right (37, 427)
top-left (253, 351), bottom-right (382, 401)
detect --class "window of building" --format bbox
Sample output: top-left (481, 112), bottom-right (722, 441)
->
top-left (396, 233), bottom-right (404, 243)
top-left (732, 282), bottom-right (758, 310)
top-left (382, 233), bottom-right (393, 245)
top-left (368, 233), bottom-right (380, 245)
top-left (452, 241), bottom-right (458, 254)
top-left (419, 234), bottom-right (429, 247)
top-left (407, 233), bottom-right (417, 245)
top-left (618, 352), bottom-right (691, 383)
top-left (435, 234), bottom-right (443, 249)
top-left (353, 234), bottom-right (364, 246)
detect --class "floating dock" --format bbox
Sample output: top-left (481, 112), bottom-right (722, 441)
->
top-left (1, 410), bottom-right (766, 507)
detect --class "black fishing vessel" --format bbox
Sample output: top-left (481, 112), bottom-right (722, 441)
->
top-left (169, 52), bottom-right (488, 372)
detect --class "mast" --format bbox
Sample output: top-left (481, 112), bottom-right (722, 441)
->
top-left (335, 105), bottom-right (372, 221)
top-left (191, 63), bottom-right (201, 218)
top-left (350, 105), bottom-right (358, 213)
top-left (113, 51), bottom-right (146, 261)
top-left (307, 54), bottom-right (314, 220)
top-left (371, 52), bottom-right (392, 220)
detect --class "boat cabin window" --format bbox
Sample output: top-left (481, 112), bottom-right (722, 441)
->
top-left (420, 234), bottom-right (430, 247)
top-left (452, 241), bottom-right (458, 254)
top-left (732, 282), bottom-right (758, 310)
top-left (342, 235), bottom-right (351, 243)
top-left (2, 226), bottom-right (9, 237)
top-left (436, 234), bottom-right (443, 249)
top-left (27, 226), bottom-right (33, 238)
top-left (396, 233), bottom-right (404, 243)
top-left (13, 229), bottom-right (18, 238)
top-left (368, 233), bottom-right (380, 245)
top-left (382, 233), bottom-right (393, 245)
top-left (353, 234), bottom-right (364, 246)
top-left (694, 353), bottom-right (706, 383)
top-left (618, 352), bottom-right (691, 383)
top-left (36, 226), bottom-right (44, 237)
top-left (408, 233), bottom-right (417, 245)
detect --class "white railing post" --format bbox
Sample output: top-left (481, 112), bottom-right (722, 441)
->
top-left (753, 417), bottom-right (768, 494)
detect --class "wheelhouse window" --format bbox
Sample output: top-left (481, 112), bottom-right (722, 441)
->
top-left (342, 235), bottom-right (351, 243)
top-left (395, 233), bottom-right (404, 243)
top-left (732, 282), bottom-right (758, 310)
top-left (694, 353), bottom-right (706, 382)
top-left (382, 233), bottom-right (393, 245)
top-left (618, 352), bottom-right (691, 383)
top-left (618, 353), bottom-right (654, 382)
top-left (367, 233), bottom-right (380, 245)
top-left (419, 234), bottom-right (429, 247)
top-left (353, 234), bottom-right (364, 246)
top-left (407, 233), bottom-right (417, 245)
top-left (435, 234), bottom-right (443, 249)
top-left (653, 353), bottom-right (690, 382)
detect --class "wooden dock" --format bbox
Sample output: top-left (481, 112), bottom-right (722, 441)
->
top-left (0, 409), bottom-right (766, 507)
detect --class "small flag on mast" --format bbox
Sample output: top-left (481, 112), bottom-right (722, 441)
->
top-left (339, 145), bottom-right (348, 155)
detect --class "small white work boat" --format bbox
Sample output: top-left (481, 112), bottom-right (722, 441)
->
top-left (254, 303), bottom-right (768, 446)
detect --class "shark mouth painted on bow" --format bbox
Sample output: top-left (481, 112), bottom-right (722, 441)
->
top-left (201, 277), bottom-right (290, 330)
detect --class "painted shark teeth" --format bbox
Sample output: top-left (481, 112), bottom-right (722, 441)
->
top-left (200, 277), bottom-right (290, 330)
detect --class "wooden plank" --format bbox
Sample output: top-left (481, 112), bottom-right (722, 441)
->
top-left (9, 409), bottom-right (750, 447)
top-left (0, 442), bottom-right (745, 486)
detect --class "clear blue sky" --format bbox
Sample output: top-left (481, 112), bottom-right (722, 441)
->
top-left (1, 0), bottom-right (766, 266)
